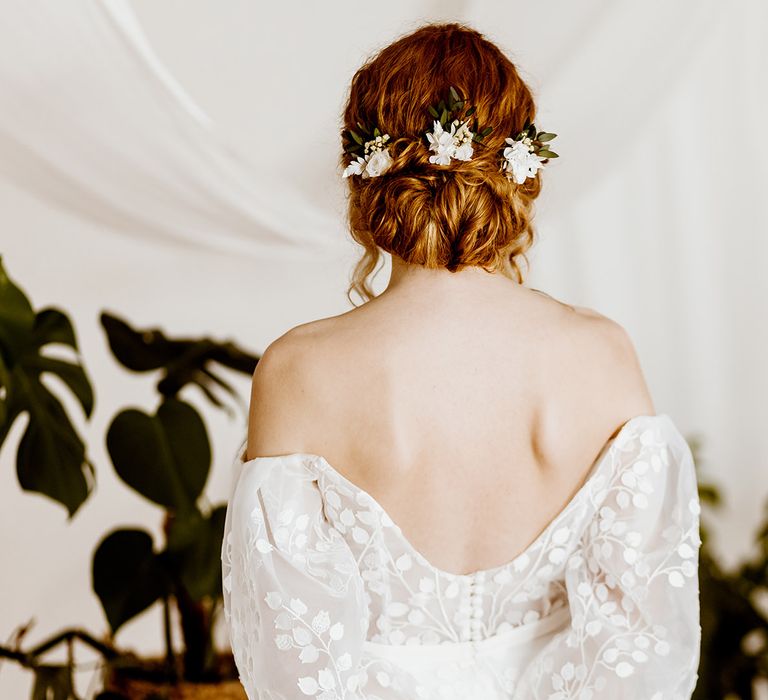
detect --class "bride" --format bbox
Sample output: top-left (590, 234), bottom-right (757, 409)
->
top-left (221, 21), bottom-right (701, 699)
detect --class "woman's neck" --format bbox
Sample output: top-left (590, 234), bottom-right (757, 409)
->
top-left (382, 254), bottom-right (522, 297)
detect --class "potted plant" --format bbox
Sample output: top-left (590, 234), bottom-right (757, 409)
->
top-left (0, 257), bottom-right (259, 698)
top-left (95, 311), bottom-right (258, 698)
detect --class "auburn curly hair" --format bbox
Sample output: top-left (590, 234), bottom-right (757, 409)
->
top-left (340, 21), bottom-right (545, 306)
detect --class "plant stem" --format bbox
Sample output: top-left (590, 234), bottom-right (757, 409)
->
top-left (162, 594), bottom-right (177, 683)
top-left (0, 628), bottom-right (119, 668)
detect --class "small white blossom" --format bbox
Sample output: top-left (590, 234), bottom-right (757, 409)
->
top-left (364, 148), bottom-right (393, 177)
top-left (342, 156), bottom-right (366, 178)
top-left (425, 119), bottom-right (456, 164)
top-left (502, 137), bottom-right (546, 184)
top-left (453, 140), bottom-right (474, 161)
top-left (425, 118), bottom-right (474, 164)
top-left (342, 134), bottom-right (392, 179)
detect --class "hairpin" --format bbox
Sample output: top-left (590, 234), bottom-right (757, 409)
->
top-left (424, 85), bottom-right (492, 165)
top-left (341, 123), bottom-right (393, 178)
top-left (501, 121), bottom-right (559, 184)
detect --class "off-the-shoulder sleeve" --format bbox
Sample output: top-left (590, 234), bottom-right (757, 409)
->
top-left (220, 443), bottom-right (417, 699)
top-left (512, 417), bottom-right (702, 699)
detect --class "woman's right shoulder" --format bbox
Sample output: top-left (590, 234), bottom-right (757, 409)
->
top-left (531, 292), bottom-right (656, 421)
top-left (573, 305), bottom-right (656, 420)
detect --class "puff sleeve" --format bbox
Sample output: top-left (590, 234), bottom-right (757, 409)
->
top-left (512, 416), bottom-right (702, 699)
top-left (220, 443), bottom-right (417, 699)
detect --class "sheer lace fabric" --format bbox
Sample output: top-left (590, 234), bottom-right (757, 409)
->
top-left (221, 413), bottom-right (701, 699)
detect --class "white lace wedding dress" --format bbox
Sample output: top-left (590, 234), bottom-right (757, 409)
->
top-left (220, 413), bottom-right (702, 699)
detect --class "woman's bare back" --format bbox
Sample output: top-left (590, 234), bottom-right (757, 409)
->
top-left (247, 274), bottom-right (655, 576)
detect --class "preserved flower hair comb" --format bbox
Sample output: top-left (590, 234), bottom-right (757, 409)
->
top-left (424, 85), bottom-right (493, 165)
top-left (341, 84), bottom-right (558, 182)
top-left (341, 123), bottom-right (393, 178)
top-left (501, 121), bottom-right (559, 184)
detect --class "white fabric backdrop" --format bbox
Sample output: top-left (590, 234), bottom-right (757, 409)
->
top-left (1, 1), bottom-right (766, 697)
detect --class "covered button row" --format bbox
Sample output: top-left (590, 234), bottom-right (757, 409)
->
top-left (457, 571), bottom-right (486, 641)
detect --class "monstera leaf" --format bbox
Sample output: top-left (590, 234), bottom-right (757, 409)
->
top-left (166, 504), bottom-right (228, 600)
top-left (0, 255), bottom-right (95, 517)
top-left (92, 528), bottom-right (169, 633)
top-left (100, 311), bottom-right (258, 410)
top-left (93, 504), bottom-right (226, 631)
top-left (95, 311), bottom-right (259, 675)
top-left (106, 398), bottom-right (210, 511)
top-left (103, 397), bottom-right (225, 615)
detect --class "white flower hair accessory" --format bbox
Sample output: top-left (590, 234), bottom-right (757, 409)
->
top-left (340, 85), bottom-right (559, 183)
top-left (426, 118), bottom-right (475, 164)
top-left (342, 123), bottom-right (392, 179)
top-left (424, 85), bottom-right (492, 165)
top-left (501, 121), bottom-right (559, 184)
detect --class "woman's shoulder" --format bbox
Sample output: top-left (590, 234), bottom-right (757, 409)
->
top-left (519, 291), bottom-right (656, 452)
top-left (250, 292), bottom-right (655, 456)
top-left (246, 313), bottom-right (366, 459)
top-left (528, 286), bottom-right (624, 330)
top-left (260, 292), bottom-right (652, 402)
top-left (536, 291), bottom-right (648, 378)
top-left (244, 325), bottom-right (327, 460)
top-left (575, 308), bottom-right (655, 416)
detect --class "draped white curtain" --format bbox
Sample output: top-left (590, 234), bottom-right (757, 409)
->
top-left (0, 0), bottom-right (346, 259)
top-left (1, 1), bottom-right (766, 697)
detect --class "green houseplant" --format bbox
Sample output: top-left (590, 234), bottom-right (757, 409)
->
top-left (0, 256), bottom-right (259, 697)
top-left (693, 451), bottom-right (768, 698)
top-left (0, 254), bottom-right (95, 517)
top-left (94, 311), bottom-right (258, 695)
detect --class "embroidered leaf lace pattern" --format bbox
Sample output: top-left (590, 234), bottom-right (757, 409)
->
top-left (221, 414), bottom-right (701, 699)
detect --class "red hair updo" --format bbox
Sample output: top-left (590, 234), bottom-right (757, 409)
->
top-left (340, 21), bottom-right (544, 305)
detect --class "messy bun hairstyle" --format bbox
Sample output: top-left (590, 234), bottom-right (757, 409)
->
top-left (341, 22), bottom-right (544, 306)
